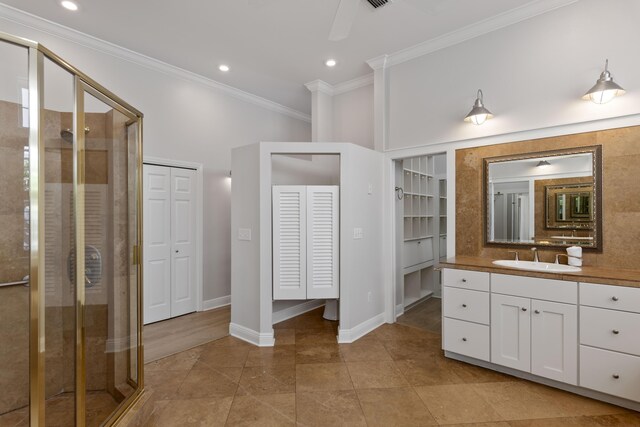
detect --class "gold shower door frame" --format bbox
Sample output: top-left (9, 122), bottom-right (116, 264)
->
top-left (0, 30), bottom-right (145, 427)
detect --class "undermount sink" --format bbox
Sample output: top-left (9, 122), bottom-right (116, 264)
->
top-left (492, 259), bottom-right (582, 273)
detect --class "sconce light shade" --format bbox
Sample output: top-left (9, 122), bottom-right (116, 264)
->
top-left (536, 160), bottom-right (551, 168)
top-left (583, 59), bottom-right (625, 104)
top-left (464, 89), bottom-right (493, 125)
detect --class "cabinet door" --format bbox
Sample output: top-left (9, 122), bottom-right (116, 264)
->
top-left (491, 294), bottom-right (531, 371)
top-left (273, 186), bottom-right (307, 300)
top-left (170, 168), bottom-right (198, 317)
top-left (306, 186), bottom-right (339, 299)
top-left (531, 300), bottom-right (578, 385)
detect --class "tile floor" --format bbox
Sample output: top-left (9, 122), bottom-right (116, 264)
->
top-left (122, 306), bottom-right (639, 426)
top-left (397, 297), bottom-right (442, 334)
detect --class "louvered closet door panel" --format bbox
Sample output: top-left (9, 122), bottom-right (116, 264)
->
top-left (273, 186), bottom-right (307, 300)
top-left (307, 186), bottom-right (339, 299)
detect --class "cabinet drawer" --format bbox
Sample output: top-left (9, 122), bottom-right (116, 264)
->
top-left (443, 317), bottom-right (490, 361)
top-left (580, 345), bottom-right (640, 402)
top-left (492, 274), bottom-right (577, 304)
top-left (443, 269), bottom-right (489, 292)
top-left (402, 238), bottom-right (434, 268)
top-left (581, 306), bottom-right (640, 356)
top-left (580, 283), bottom-right (640, 314)
top-left (443, 287), bottom-right (489, 325)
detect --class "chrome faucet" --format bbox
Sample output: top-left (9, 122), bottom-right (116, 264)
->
top-left (531, 247), bottom-right (539, 262)
top-left (555, 253), bottom-right (569, 264)
top-left (508, 250), bottom-right (520, 261)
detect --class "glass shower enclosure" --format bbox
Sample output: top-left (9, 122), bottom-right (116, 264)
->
top-left (0, 31), bottom-right (143, 426)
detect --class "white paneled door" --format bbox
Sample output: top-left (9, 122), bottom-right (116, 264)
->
top-left (307, 186), bottom-right (339, 299)
top-left (143, 165), bottom-right (197, 324)
top-left (491, 293), bottom-right (531, 371)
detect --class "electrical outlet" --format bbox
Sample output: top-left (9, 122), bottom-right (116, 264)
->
top-left (238, 228), bottom-right (251, 241)
top-left (353, 227), bottom-right (363, 239)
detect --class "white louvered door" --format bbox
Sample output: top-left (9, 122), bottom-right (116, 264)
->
top-left (272, 186), bottom-right (339, 300)
top-left (307, 186), bottom-right (339, 299)
top-left (273, 186), bottom-right (307, 300)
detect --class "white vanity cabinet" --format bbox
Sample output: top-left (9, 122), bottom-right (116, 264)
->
top-left (579, 282), bottom-right (640, 402)
top-left (442, 269), bottom-right (490, 361)
top-left (491, 274), bottom-right (578, 385)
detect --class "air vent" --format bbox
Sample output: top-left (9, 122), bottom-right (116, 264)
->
top-left (366, 0), bottom-right (390, 8)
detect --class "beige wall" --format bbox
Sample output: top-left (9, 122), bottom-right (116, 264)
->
top-left (456, 125), bottom-right (640, 270)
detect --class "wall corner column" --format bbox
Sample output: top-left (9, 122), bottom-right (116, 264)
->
top-left (367, 55), bottom-right (389, 153)
top-left (305, 80), bottom-right (334, 142)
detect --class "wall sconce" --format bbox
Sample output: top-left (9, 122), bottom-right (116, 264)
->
top-left (583, 59), bottom-right (625, 104)
top-left (536, 160), bottom-right (551, 168)
top-left (464, 89), bottom-right (493, 125)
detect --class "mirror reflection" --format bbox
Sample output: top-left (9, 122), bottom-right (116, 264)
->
top-left (486, 148), bottom-right (599, 248)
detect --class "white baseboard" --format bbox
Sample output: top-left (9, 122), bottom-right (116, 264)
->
top-left (272, 300), bottom-right (326, 324)
top-left (202, 295), bottom-right (231, 311)
top-left (229, 323), bottom-right (275, 347)
top-left (395, 303), bottom-right (404, 318)
top-left (338, 312), bottom-right (385, 344)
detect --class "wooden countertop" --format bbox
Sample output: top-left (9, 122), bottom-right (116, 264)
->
top-left (438, 256), bottom-right (640, 288)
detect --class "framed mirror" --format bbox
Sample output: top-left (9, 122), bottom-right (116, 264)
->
top-left (484, 146), bottom-right (602, 249)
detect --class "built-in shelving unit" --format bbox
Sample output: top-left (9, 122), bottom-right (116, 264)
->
top-left (438, 179), bottom-right (448, 261)
top-left (403, 156), bottom-right (435, 241)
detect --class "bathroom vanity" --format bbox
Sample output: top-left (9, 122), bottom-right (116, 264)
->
top-left (440, 257), bottom-right (640, 411)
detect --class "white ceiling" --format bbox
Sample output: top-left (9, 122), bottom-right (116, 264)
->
top-left (2, 0), bottom-right (537, 115)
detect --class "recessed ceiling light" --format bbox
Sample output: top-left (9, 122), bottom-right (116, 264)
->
top-left (61, 1), bottom-right (79, 11)
top-left (219, 64), bottom-right (230, 72)
top-left (325, 59), bottom-right (337, 67)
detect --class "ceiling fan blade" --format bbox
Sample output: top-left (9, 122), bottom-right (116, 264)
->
top-left (329, 0), bottom-right (361, 41)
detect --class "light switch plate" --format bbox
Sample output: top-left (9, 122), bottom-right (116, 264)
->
top-left (353, 227), bottom-right (364, 240)
top-left (238, 228), bottom-right (252, 241)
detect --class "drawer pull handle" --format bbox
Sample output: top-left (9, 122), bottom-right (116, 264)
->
top-left (612, 329), bottom-right (620, 335)
top-left (612, 296), bottom-right (619, 301)
top-left (521, 307), bottom-right (528, 312)
top-left (462, 337), bottom-right (467, 342)
top-left (462, 304), bottom-right (467, 308)
top-left (612, 374), bottom-right (620, 379)
top-left (534, 310), bottom-right (540, 314)
top-left (461, 279), bottom-right (467, 283)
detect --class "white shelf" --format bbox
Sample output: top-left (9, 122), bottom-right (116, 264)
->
top-left (404, 290), bottom-right (433, 308)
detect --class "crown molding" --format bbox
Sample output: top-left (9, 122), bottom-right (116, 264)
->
top-left (304, 79), bottom-right (335, 96)
top-left (367, 0), bottom-right (578, 70)
top-left (333, 73), bottom-right (374, 95)
top-left (0, 3), bottom-right (311, 123)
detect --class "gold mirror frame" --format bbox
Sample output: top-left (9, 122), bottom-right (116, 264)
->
top-left (483, 145), bottom-right (603, 251)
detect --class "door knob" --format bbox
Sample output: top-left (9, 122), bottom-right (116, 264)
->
top-left (461, 278), bottom-right (467, 283)
top-left (612, 329), bottom-right (620, 335)
top-left (462, 337), bottom-right (467, 342)
top-left (612, 296), bottom-right (619, 301)
top-left (175, 250), bottom-right (179, 253)
top-left (612, 374), bottom-right (620, 379)
top-left (462, 304), bottom-right (467, 308)
top-left (534, 310), bottom-right (540, 314)
top-left (521, 307), bottom-right (527, 312)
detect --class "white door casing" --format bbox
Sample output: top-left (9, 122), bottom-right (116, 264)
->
top-left (491, 293), bottom-right (531, 371)
top-left (531, 299), bottom-right (578, 384)
top-left (170, 168), bottom-right (197, 317)
top-left (273, 186), bottom-right (307, 300)
top-left (306, 186), bottom-right (339, 299)
top-left (143, 165), bottom-right (172, 324)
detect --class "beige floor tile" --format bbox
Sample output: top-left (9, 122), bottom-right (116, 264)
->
top-left (472, 381), bottom-right (570, 420)
top-left (444, 357), bottom-right (516, 383)
top-left (294, 312), bottom-right (338, 331)
top-left (395, 357), bottom-right (464, 386)
top-left (225, 393), bottom-right (296, 426)
top-left (202, 336), bottom-right (252, 349)
top-left (145, 397), bottom-right (233, 426)
top-left (0, 406), bottom-right (28, 427)
top-left (145, 347), bottom-right (202, 372)
top-left (415, 384), bottom-right (504, 425)
top-left (382, 339), bottom-right (441, 361)
top-left (197, 344), bottom-right (249, 368)
top-left (585, 413), bottom-right (640, 425)
top-left (339, 340), bottom-right (392, 362)
top-left (346, 361), bottom-right (409, 389)
top-left (245, 345), bottom-right (296, 367)
top-left (445, 423), bottom-right (511, 427)
top-left (143, 370), bottom-right (190, 400)
top-left (533, 384), bottom-right (629, 417)
top-left (372, 323), bottom-right (440, 342)
top-left (296, 363), bottom-right (353, 392)
top-left (236, 366), bottom-right (296, 396)
top-left (176, 365), bottom-right (242, 399)
top-left (294, 328), bottom-right (338, 346)
top-left (357, 387), bottom-right (437, 426)
top-left (296, 343), bottom-right (343, 364)
top-left (296, 390), bottom-right (367, 427)
top-left (274, 329), bottom-right (295, 346)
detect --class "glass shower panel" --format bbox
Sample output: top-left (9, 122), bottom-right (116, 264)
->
top-left (82, 89), bottom-right (140, 426)
top-left (0, 39), bottom-right (30, 426)
top-left (43, 56), bottom-right (77, 427)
